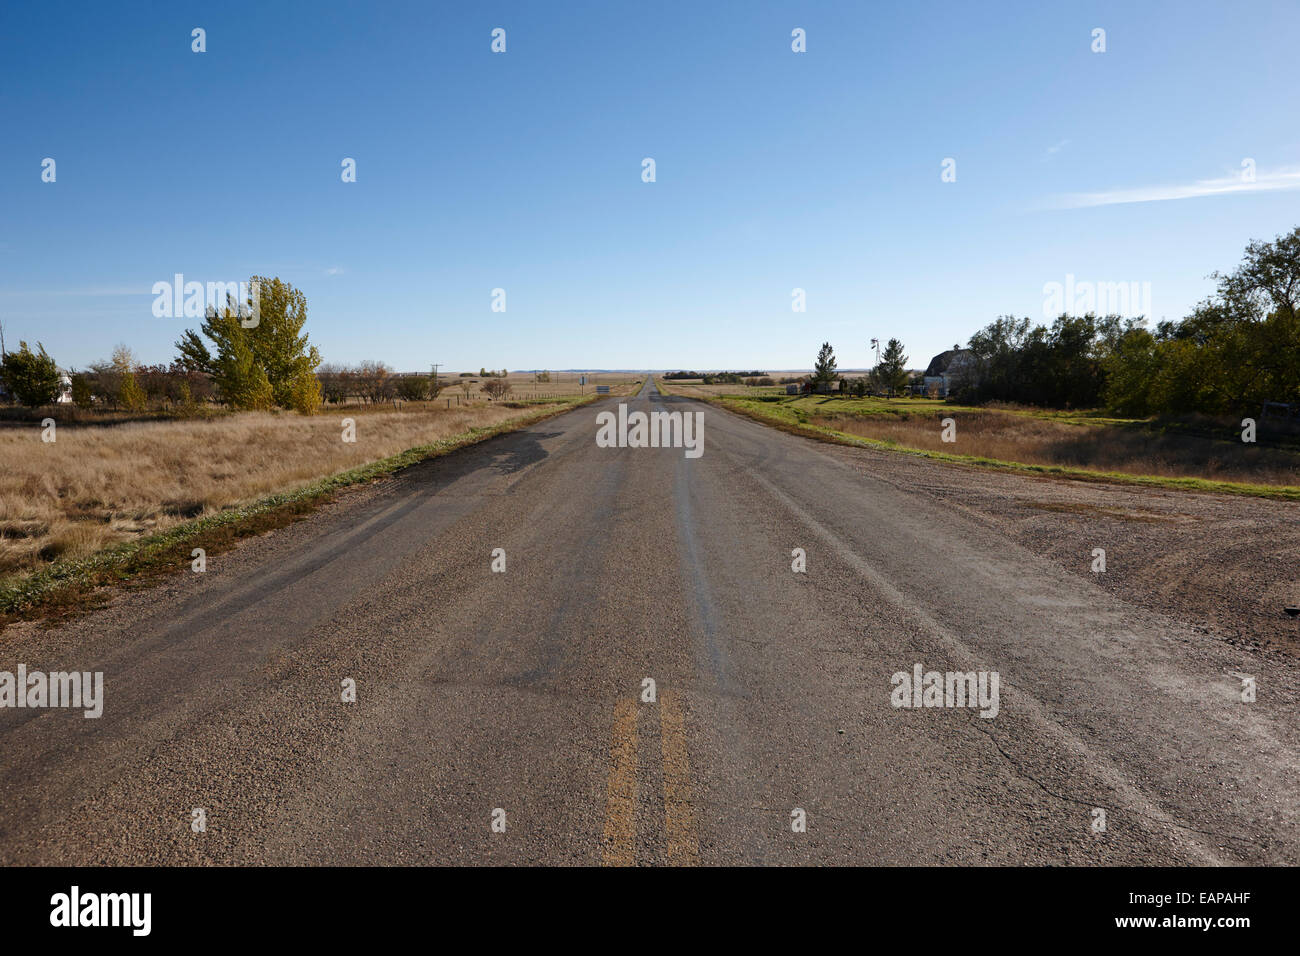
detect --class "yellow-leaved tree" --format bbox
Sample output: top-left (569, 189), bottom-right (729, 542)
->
top-left (175, 276), bottom-right (321, 413)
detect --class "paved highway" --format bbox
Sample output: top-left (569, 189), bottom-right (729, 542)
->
top-left (1, 378), bottom-right (1296, 865)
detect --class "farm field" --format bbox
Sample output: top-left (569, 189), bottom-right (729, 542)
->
top-left (654, 377), bottom-right (786, 399)
top-left (443, 372), bottom-right (642, 403)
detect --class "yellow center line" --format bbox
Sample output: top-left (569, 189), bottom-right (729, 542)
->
top-left (659, 689), bottom-right (700, 866)
top-left (601, 697), bottom-right (638, 866)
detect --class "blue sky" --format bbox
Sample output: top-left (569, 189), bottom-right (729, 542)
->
top-left (2, 0), bottom-right (1298, 372)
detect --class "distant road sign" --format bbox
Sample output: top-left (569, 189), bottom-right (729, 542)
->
top-left (596, 385), bottom-right (610, 394)
top-left (579, 375), bottom-right (587, 386)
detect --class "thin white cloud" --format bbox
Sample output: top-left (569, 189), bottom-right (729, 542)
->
top-left (325, 266), bottom-right (345, 276)
top-left (1045, 139), bottom-right (1070, 157)
top-left (1052, 165), bottom-right (1300, 208)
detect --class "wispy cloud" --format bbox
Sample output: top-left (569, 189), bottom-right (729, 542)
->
top-left (325, 266), bottom-right (345, 276)
top-left (1045, 139), bottom-right (1069, 157)
top-left (1050, 164), bottom-right (1300, 209)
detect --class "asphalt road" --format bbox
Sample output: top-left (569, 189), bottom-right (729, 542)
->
top-left (1, 378), bottom-right (1297, 865)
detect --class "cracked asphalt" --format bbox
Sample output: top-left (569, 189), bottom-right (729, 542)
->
top-left (1, 378), bottom-right (1296, 865)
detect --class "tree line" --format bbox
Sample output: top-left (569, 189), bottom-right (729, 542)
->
top-left (662, 370), bottom-right (769, 382)
top-left (0, 340), bottom-right (216, 412)
top-left (802, 228), bottom-right (1299, 415)
top-left (317, 362), bottom-right (447, 404)
top-left (0, 275), bottom-right (501, 414)
top-left (958, 228), bottom-right (1300, 414)
top-left (0, 276), bottom-right (324, 413)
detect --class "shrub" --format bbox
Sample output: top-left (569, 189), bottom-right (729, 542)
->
top-left (1, 341), bottom-right (61, 407)
top-left (396, 375), bottom-right (430, 401)
top-left (289, 368), bottom-right (323, 415)
top-left (119, 371), bottom-right (148, 411)
top-left (70, 373), bottom-right (94, 409)
top-left (483, 378), bottom-right (512, 401)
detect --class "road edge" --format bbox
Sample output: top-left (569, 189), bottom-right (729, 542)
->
top-left (0, 396), bottom-right (600, 629)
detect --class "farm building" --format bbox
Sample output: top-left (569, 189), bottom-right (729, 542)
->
top-left (922, 349), bottom-right (978, 398)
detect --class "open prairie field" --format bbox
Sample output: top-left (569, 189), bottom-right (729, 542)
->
top-left (654, 377), bottom-right (785, 399)
top-left (447, 372), bottom-right (642, 402)
top-left (0, 399), bottom-right (579, 576)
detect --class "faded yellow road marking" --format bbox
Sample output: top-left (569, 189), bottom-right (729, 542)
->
top-left (659, 689), bottom-right (700, 866)
top-left (601, 697), bottom-right (638, 866)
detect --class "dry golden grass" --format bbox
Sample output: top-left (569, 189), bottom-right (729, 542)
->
top-left (0, 402), bottom-right (539, 574)
top-left (814, 410), bottom-right (1300, 486)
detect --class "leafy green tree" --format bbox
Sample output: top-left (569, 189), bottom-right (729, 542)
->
top-left (967, 316), bottom-right (1031, 402)
top-left (212, 317), bottom-right (274, 410)
top-left (174, 276), bottom-right (320, 408)
top-left (251, 277), bottom-right (321, 405)
top-left (396, 374), bottom-right (430, 401)
top-left (1212, 228), bottom-right (1300, 325)
top-left (70, 372), bottom-right (94, 409)
top-left (1101, 227), bottom-right (1300, 415)
top-left (174, 328), bottom-right (213, 374)
top-left (1, 341), bottom-right (61, 407)
top-left (877, 338), bottom-right (909, 395)
top-left (812, 342), bottom-right (837, 390)
top-left (1100, 326), bottom-right (1159, 416)
top-left (965, 315), bottom-right (1109, 408)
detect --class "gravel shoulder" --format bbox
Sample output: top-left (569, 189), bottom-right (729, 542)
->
top-left (801, 438), bottom-right (1300, 658)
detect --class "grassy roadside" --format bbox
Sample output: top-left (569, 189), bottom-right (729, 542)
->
top-left (707, 394), bottom-right (1300, 502)
top-left (747, 392), bottom-right (1300, 450)
top-left (0, 396), bottom-right (594, 626)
